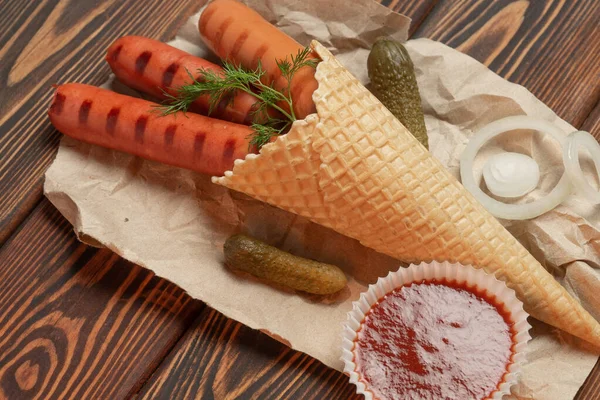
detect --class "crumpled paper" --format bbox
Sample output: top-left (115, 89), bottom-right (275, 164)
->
top-left (44, 0), bottom-right (600, 398)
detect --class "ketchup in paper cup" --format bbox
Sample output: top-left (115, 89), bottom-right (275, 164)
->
top-left (342, 262), bottom-right (531, 400)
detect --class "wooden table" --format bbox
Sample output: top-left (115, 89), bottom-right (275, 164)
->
top-left (1, 0), bottom-right (599, 398)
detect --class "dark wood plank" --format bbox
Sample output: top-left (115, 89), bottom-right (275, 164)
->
top-left (0, 0), bottom-right (204, 246)
top-left (414, 0), bottom-right (600, 128)
top-left (384, 0), bottom-right (440, 36)
top-left (0, 199), bottom-right (202, 399)
top-left (136, 308), bottom-right (361, 400)
top-left (580, 99), bottom-right (600, 142)
top-left (577, 357), bottom-right (600, 400)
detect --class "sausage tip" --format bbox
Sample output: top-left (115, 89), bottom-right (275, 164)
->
top-left (49, 91), bottom-right (66, 116)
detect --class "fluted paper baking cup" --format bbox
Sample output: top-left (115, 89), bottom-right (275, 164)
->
top-left (341, 261), bottom-right (532, 400)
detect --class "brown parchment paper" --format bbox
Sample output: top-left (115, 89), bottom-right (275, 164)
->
top-left (44, 1), bottom-right (600, 398)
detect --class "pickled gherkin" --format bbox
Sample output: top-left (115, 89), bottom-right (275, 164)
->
top-left (368, 38), bottom-right (429, 149)
top-left (224, 234), bottom-right (347, 295)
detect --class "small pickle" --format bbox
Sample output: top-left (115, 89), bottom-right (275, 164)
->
top-left (224, 234), bottom-right (347, 295)
top-left (368, 38), bottom-right (429, 149)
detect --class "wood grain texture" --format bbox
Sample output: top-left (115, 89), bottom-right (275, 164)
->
top-left (136, 308), bottom-right (361, 400)
top-left (581, 99), bottom-right (600, 142)
top-left (414, 0), bottom-right (600, 129)
top-left (383, 0), bottom-right (440, 36)
top-left (0, 199), bottom-right (202, 399)
top-left (0, 0), bottom-right (203, 246)
top-left (577, 357), bottom-right (600, 400)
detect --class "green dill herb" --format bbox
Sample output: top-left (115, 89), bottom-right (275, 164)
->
top-left (157, 46), bottom-right (317, 149)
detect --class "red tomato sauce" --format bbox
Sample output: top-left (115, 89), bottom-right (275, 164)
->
top-left (353, 279), bottom-right (516, 400)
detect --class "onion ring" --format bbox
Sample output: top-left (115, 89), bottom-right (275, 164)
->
top-left (563, 130), bottom-right (600, 204)
top-left (460, 116), bottom-right (571, 220)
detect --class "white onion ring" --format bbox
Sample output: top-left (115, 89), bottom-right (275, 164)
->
top-left (460, 116), bottom-right (571, 220)
top-left (564, 130), bottom-right (600, 204)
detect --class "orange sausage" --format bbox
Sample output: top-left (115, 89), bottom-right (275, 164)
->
top-left (106, 36), bottom-right (260, 125)
top-left (48, 83), bottom-right (253, 176)
top-left (198, 0), bottom-right (318, 119)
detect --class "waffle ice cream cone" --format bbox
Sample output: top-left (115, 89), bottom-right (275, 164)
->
top-left (214, 41), bottom-right (600, 346)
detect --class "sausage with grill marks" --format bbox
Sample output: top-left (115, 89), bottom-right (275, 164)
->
top-left (48, 83), bottom-right (254, 176)
top-left (198, 0), bottom-right (318, 119)
top-left (106, 36), bottom-right (261, 125)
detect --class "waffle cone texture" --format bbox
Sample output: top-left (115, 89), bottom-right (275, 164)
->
top-left (213, 41), bottom-right (600, 346)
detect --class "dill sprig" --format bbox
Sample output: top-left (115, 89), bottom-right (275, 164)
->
top-left (157, 46), bottom-right (318, 149)
top-left (250, 124), bottom-right (282, 149)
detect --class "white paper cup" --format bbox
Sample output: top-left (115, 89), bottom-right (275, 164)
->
top-left (341, 261), bottom-right (531, 400)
